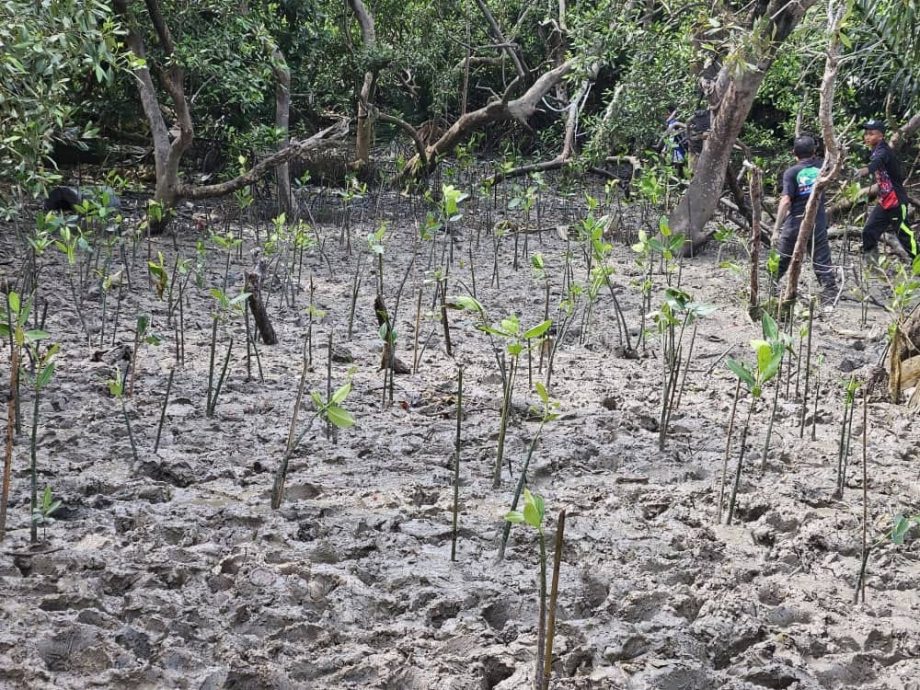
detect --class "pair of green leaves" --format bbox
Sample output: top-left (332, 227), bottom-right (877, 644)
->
top-left (0, 292), bottom-right (49, 347)
top-left (32, 486), bottom-right (61, 526)
top-left (311, 381), bottom-right (355, 430)
top-left (440, 184), bottom-right (468, 222)
top-left (890, 514), bottom-right (920, 545)
top-left (505, 488), bottom-right (545, 532)
top-left (726, 312), bottom-right (784, 398)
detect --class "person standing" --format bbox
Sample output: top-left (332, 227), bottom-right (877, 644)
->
top-left (664, 105), bottom-right (688, 178)
top-left (854, 119), bottom-right (916, 261)
top-left (772, 135), bottom-right (839, 306)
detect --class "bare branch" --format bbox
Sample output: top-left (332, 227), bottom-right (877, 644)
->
top-left (179, 120), bottom-right (348, 200)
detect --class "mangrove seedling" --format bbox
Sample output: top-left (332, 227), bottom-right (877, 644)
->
top-left (24, 335), bottom-right (57, 545)
top-left (652, 288), bottom-right (715, 450)
top-left (449, 295), bottom-right (551, 486)
top-left (1, 293), bottom-right (48, 540)
top-left (206, 288), bottom-right (249, 417)
top-left (724, 312), bottom-right (785, 524)
top-left (505, 488), bottom-right (549, 690)
top-left (272, 375), bottom-right (355, 509)
top-left (834, 376), bottom-right (860, 499)
top-left (108, 375), bottom-right (139, 465)
top-left (32, 485), bottom-right (61, 543)
top-left (499, 382), bottom-right (560, 561)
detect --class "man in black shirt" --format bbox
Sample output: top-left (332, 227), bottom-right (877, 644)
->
top-left (855, 119), bottom-right (916, 260)
top-left (772, 135), bottom-right (838, 305)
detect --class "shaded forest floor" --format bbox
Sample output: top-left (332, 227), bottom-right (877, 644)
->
top-left (0, 176), bottom-right (919, 690)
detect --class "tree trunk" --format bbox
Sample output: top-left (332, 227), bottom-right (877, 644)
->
top-left (271, 45), bottom-right (293, 215)
top-left (115, 0), bottom-right (346, 221)
top-left (347, 0), bottom-right (378, 170)
top-left (781, 1), bottom-right (846, 307)
top-left (669, 0), bottom-right (817, 255)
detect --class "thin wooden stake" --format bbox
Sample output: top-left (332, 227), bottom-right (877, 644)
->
top-left (543, 509), bottom-right (566, 690)
top-left (451, 367), bottom-right (463, 561)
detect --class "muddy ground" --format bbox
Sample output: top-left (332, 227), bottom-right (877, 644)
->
top-left (0, 176), bottom-right (919, 690)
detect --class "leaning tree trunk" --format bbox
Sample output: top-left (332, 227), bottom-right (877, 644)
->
top-left (115, 0), bottom-right (193, 230)
top-left (669, 0), bottom-right (817, 255)
top-left (781, 1), bottom-right (846, 307)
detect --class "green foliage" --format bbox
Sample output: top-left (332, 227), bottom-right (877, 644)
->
top-left (31, 486), bottom-right (62, 537)
top-left (0, 0), bottom-right (124, 213)
top-left (505, 488), bottom-right (546, 533)
top-left (0, 293), bottom-right (48, 347)
top-left (310, 382), bottom-right (356, 430)
top-left (726, 313), bottom-right (786, 398)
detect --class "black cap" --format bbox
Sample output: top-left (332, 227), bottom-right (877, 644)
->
top-left (862, 119), bottom-right (886, 133)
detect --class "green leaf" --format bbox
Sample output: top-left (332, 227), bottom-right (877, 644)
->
top-left (523, 488), bottom-right (545, 529)
top-left (762, 313), bottom-right (779, 341)
top-left (726, 358), bottom-right (755, 389)
top-left (448, 295), bottom-right (484, 313)
top-left (24, 329), bottom-right (50, 342)
top-left (8, 292), bottom-right (20, 314)
top-left (891, 514), bottom-right (910, 545)
top-left (535, 381), bottom-right (549, 405)
top-left (331, 381), bottom-right (351, 405)
top-left (310, 390), bottom-right (324, 409)
top-left (35, 362), bottom-right (55, 389)
top-left (504, 510), bottom-right (525, 524)
top-left (523, 319), bottom-right (552, 340)
top-left (500, 317), bottom-right (519, 336)
top-left (325, 404), bottom-right (355, 429)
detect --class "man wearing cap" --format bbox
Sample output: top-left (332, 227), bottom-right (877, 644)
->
top-left (854, 119), bottom-right (916, 261)
top-left (772, 135), bottom-right (839, 306)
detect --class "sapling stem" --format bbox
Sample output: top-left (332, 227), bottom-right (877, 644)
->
top-left (29, 385), bottom-right (40, 544)
top-left (726, 398), bottom-right (755, 525)
top-left (0, 342), bottom-right (19, 540)
top-left (811, 366), bottom-right (820, 441)
top-left (439, 278), bottom-right (452, 357)
top-left (308, 276), bottom-right (316, 367)
top-left (325, 330), bottom-right (333, 441)
top-left (543, 509), bottom-right (566, 690)
top-left (214, 336), bottom-right (234, 412)
top-left (760, 360), bottom-right (783, 472)
top-left (347, 256), bottom-right (363, 341)
top-left (468, 236), bottom-right (477, 298)
top-left (451, 367), bottom-right (463, 562)
top-left (718, 377), bottom-right (742, 523)
top-left (493, 358), bottom-right (517, 489)
top-left (535, 529), bottom-right (547, 690)
top-left (121, 395), bottom-right (139, 465)
top-left (800, 298), bottom-right (815, 436)
top-left (154, 367), bottom-right (175, 453)
top-left (412, 286), bottom-right (423, 374)
top-left (855, 386), bottom-right (869, 603)
top-left (206, 317), bottom-right (218, 414)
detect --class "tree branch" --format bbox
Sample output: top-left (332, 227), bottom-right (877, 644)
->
top-left (179, 120), bottom-right (348, 200)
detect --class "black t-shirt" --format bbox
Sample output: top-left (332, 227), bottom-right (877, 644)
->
top-left (782, 157), bottom-right (826, 221)
top-left (868, 141), bottom-right (906, 203)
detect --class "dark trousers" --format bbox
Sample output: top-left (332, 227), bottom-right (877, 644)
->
top-left (777, 216), bottom-right (836, 288)
top-left (862, 203), bottom-right (917, 257)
